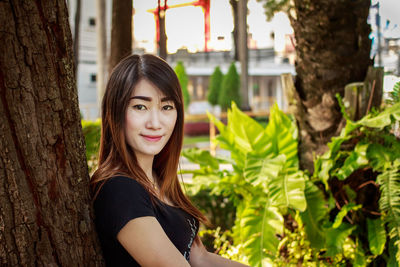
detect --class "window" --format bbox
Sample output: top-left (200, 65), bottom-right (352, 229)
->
top-left (89, 17), bottom-right (96, 27)
top-left (90, 74), bottom-right (97, 83)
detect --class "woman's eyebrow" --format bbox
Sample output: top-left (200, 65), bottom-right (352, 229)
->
top-left (130, 96), bottom-right (173, 102)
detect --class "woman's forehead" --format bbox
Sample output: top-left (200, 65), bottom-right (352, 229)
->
top-left (131, 79), bottom-right (167, 99)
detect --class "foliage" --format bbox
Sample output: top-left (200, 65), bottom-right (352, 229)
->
top-left (256, 0), bottom-right (292, 21)
top-left (183, 99), bottom-right (400, 265)
top-left (182, 102), bottom-right (308, 266)
top-left (387, 81), bottom-right (400, 105)
top-left (218, 62), bottom-right (241, 111)
top-left (81, 120), bottom-right (101, 174)
top-left (174, 61), bottom-right (190, 110)
top-left (208, 66), bottom-right (224, 106)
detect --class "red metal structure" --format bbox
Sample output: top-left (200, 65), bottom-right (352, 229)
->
top-left (148, 0), bottom-right (211, 52)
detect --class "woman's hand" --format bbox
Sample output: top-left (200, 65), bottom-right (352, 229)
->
top-left (189, 236), bottom-right (250, 267)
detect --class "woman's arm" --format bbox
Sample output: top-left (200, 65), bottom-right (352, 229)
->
top-left (117, 216), bottom-right (190, 267)
top-left (189, 237), bottom-right (250, 267)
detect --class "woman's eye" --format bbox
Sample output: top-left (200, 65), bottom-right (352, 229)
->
top-left (163, 105), bottom-right (174, 111)
top-left (133, 104), bottom-right (146, 110)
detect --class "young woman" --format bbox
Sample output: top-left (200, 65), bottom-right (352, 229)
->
top-left (91, 54), bottom-right (248, 266)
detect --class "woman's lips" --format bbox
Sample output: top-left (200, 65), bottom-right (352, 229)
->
top-left (141, 135), bottom-right (162, 142)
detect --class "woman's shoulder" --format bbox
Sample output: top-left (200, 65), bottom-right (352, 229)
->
top-left (96, 175), bottom-right (149, 200)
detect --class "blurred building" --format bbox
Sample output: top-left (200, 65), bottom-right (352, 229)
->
top-left (166, 48), bottom-right (294, 114)
top-left (69, 0), bottom-right (296, 120)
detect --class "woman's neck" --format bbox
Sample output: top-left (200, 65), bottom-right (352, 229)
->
top-left (136, 154), bottom-right (156, 184)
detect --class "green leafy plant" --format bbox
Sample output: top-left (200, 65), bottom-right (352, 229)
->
top-left (174, 61), bottom-right (190, 110)
top-left (182, 103), bottom-right (308, 266)
top-left (208, 66), bottom-right (224, 106)
top-left (184, 99), bottom-right (400, 265)
top-left (218, 63), bottom-right (241, 111)
top-left (387, 81), bottom-right (400, 105)
top-left (81, 120), bottom-right (101, 174)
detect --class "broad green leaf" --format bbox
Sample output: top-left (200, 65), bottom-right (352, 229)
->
top-left (265, 103), bottom-right (298, 167)
top-left (228, 103), bottom-right (271, 156)
top-left (367, 143), bottom-right (395, 171)
top-left (268, 167), bottom-right (307, 211)
top-left (367, 217), bottom-right (386, 255)
top-left (189, 174), bottom-right (221, 194)
top-left (332, 203), bottom-right (362, 228)
top-left (358, 102), bottom-right (400, 129)
top-left (182, 148), bottom-right (220, 169)
top-left (300, 181), bottom-right (328, 249)
top-left (244, 154), bottom-right (285, 188)
top-left (335, 143), bottom-right (369, 180)
top-left (239, 201), bottom-right (283, 266)
top-left (325, 223), bottom-right (356, 257)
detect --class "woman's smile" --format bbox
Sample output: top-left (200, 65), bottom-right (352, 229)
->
top-left (141, 134), bottom-right (163, 142)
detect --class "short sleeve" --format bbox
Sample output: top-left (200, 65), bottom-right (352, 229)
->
top-left (93, 176), bottom-right (155, 238)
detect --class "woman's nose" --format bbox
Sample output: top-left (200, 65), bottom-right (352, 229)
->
top-left (146, 109), bottom-right (162, 129)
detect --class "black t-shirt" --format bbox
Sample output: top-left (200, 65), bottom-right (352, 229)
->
top-left (93, 176), bottom-right (199, 266)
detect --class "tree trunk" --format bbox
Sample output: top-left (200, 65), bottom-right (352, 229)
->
top-left (0, 1), bottom-right (104, 266)
top-left (158, 0), bottom-right (168, 60)
top-left (238, 0), bottom-right (250, 110)
top-left (109, 0), bottom-right (132, 74)
top-left (290, 0), bottom-right (373, 172)
top-left (96, 0), bottom-right (107, 114)
top-left (229, 0), bottom-right (239, 61)
top-left (73, 0), bottom-right (81, 78)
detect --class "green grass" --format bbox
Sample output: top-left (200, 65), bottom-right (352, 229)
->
top-left (183, 135), bottom-right (209, 145)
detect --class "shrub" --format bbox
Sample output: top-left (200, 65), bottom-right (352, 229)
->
top-left (81, 120), bottom-right (101, 174)
top-left (174, 61), bottom-right (190, 110)
top-left (218, 62), bottom-right (240, 110)
top-left (207, 66), bottom-right (224, 106)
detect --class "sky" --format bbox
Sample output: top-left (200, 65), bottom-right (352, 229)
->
top-left (132, 0), bottom-right (400, 54)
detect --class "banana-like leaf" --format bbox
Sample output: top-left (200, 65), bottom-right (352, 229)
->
top-left (332, 203), bottom-right (362, 228)
top-left (208, 111), bottom-right (247, 168)
top-left (244, 154), bottom-right (285, 187)
top-left (268, 167), bottom-right (307, 212)
top-left (367, 217), bottom-right (386, 256)
top-left (265, 103), bottom-right (299, 167)
top-left (377, 160), bottom-right (400, 260)
top-left (325, 223), bottom-right (357, 257)
top-left (227, 103), bottom-right (272, 156)
top-left (238, 200), bottom-right (283, 267)
top-left (182, 147), bottom-right (220, 169)
top-left (335, 143), bottom-right (369, 180)
top-left (300, 181), bottom-right (328, 249)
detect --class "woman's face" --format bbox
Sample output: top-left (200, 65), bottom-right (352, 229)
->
top-left (125, 79), bottom-right (177, 160)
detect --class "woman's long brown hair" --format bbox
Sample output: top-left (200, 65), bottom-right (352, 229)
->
top-left (91, 54), bottom-right (208, 225)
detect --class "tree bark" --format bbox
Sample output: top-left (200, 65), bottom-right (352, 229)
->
top-left (290, 0), bottom-right (373, 172)
top-left (96, 0), bottom-right (107, 114)
top-left (238, 0), bottom-right (250, 110)
top-left (0, 1), bottom-right (104, 266)
top-left (73, 0), bottom-right (81, 77)
top-left (109, 0), bottom-right (132, 74)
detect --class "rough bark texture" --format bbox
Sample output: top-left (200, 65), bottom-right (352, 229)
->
top-left (73, 0), bottom-right (81, 77)
top-left (109, 0), bottom-right (132, 74)
top-left (0, 1), bottom-right (104, 266)
top-left (290, 0), bottom-right (373, 172)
